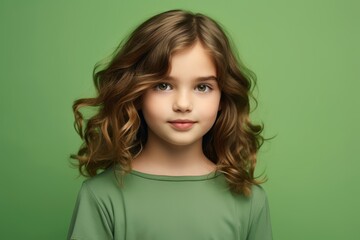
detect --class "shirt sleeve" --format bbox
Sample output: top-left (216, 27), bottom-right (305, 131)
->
top-left (246, 188), bottom-right (273, 240)
top-left (67, 182), bottom-right (113, 240)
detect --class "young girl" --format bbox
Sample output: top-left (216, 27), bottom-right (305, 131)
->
top-left (68, 9), bottom-right (272, 240)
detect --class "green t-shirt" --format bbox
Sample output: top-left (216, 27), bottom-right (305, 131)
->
top-left (68, 167), bottom-right (272, 240)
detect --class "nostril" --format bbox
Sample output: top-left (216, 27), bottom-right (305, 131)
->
top-left (172, 101), bottom-right (192, 112)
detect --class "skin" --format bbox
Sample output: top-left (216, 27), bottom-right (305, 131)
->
top-left (132, 41), bottom-right (221, 176)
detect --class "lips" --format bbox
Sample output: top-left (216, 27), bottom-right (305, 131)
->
top-left (168, 119), bottom-right (196, 131)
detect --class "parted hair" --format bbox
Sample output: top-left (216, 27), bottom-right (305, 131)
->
top-left (71, 9), bottom-right (265, 196)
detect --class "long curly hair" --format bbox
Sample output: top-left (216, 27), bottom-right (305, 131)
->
top-left (71, 9), bottom-right (265, 196)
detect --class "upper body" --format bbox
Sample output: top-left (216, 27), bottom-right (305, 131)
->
top-left (68, 167), bottom-right (272, 240)
top-left (69, 9), bottom-right (272, 240)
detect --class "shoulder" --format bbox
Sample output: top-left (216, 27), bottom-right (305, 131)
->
top-left (68, 168), bottom-right (123, 239)
top-left (250, 185), bottom-right (268, 204)
top-left (84, 167), bottom-right (117, 187)
top-left (231, 184), bottom-right (272, 239)
top-left (73, 167), bottom-right (126, 226)
top-left (246, 184), bottom-right (271, 229)
top-left (248, 184), bottom-right (269, 213)
top-left (246, 185), bottom-right (273, 239)
top-left (234, 184), bottom-right (268, 204)
top-left (81, 167), bottom-right (123, 201)
top-left (232, 184), bottom-right (269, 219)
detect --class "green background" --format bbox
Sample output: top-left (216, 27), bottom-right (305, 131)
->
top-left (1, 0), bottom-right (359, 239)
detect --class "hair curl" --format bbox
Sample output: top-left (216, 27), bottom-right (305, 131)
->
top-left (71, 9), bottom-right (265, 196)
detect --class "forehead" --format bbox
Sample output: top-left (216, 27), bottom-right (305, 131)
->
top-left (168, 42), bottom-right (217, 79)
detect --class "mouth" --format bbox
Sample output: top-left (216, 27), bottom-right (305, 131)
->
top-left (168, 119), bottom-right (197, 131)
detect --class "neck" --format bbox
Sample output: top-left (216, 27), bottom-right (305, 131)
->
top-left (132, 134), bottom-right (215, 176)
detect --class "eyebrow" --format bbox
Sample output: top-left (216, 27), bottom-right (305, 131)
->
top-left (165, 76), bottom-right (218, 81)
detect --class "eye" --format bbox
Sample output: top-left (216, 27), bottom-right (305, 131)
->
top-left (155, 83), bottom-right (172, 91)
top-left (196, 84), bottom-right (211, 92)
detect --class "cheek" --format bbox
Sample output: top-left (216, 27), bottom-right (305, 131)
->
top-left (204, 109), bottom-right (220, 122)
top-left (200, 98), bottom-right (221, 121)
top-left (141, 94), bottom-right (164, 120)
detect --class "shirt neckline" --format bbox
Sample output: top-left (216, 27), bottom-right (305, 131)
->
top-left (129, 169), bottom-right (222, 181)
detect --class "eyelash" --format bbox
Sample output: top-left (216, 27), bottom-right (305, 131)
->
top-left (154, 83), bottom-right (172, 91)
top-left (154, 83), bottom-right (213, 92)
top-left (196, 84), bottom-right (212, 92)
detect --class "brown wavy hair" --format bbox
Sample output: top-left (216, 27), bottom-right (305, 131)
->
top-left (71, 9), bottom-right (265, 196)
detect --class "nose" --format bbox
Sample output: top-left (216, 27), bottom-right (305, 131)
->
top-left (172, 90), bottom-right (192, 112)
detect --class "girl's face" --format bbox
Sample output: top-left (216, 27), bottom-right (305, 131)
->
top-left (141, 42), bottom-right (221, 148)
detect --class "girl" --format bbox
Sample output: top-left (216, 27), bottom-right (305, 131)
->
top-left (68, 9), bottom-right (272, 240)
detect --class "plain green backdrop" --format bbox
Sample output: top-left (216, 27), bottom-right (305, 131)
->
top-left (1, 0), bottom-right (359, 239)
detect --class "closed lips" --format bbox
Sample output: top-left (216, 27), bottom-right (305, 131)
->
top-left (168, 120), bottom-right (196, 123)
top-left (168, 120), bottom-right (197, 130)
